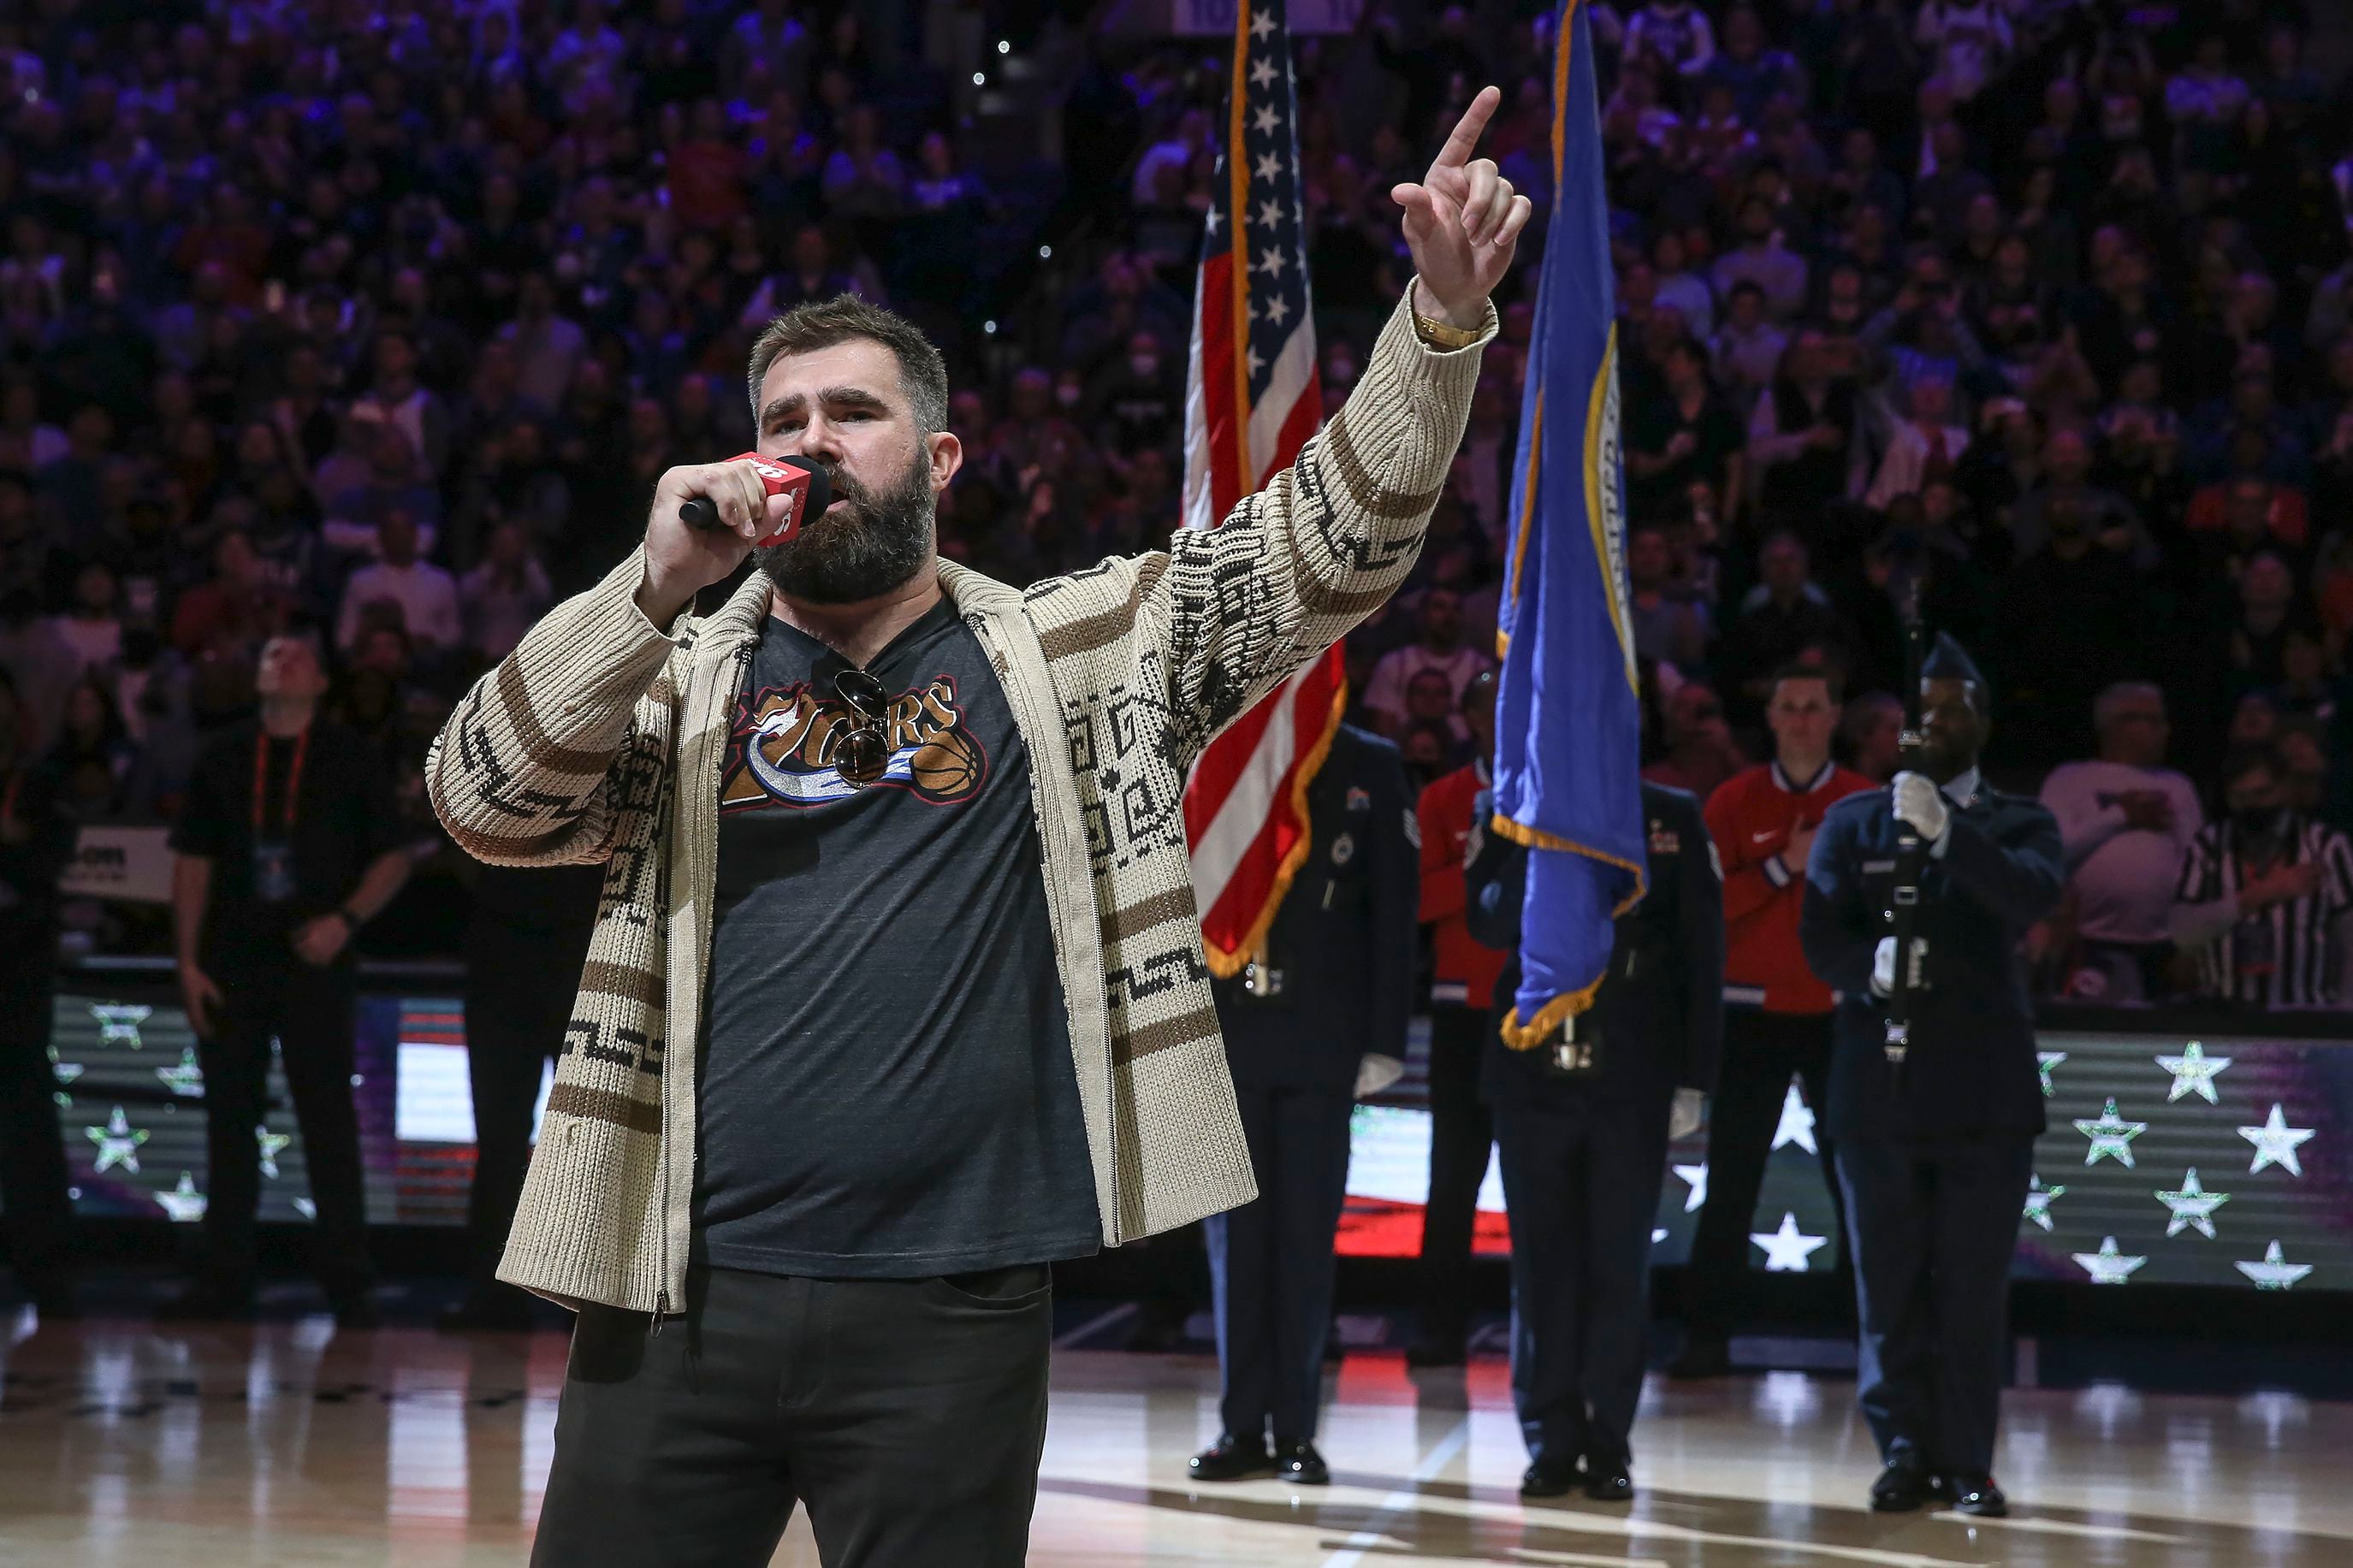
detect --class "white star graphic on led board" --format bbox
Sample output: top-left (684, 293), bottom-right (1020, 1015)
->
top-left (2237, 1104), bottom-right (2314, 1177)
top-left (1750, 1212), bottom-right (1828, 1272)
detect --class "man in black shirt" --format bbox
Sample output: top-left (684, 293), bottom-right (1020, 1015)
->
top-left (164, 635), bottom-right (411, 1325)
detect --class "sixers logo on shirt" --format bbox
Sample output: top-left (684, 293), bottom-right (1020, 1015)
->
top-left (720, 674), bottom-right (989, 810)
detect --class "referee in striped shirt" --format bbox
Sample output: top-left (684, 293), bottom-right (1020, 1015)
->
top-left (2171, 743), bottom-right (2353, 1009)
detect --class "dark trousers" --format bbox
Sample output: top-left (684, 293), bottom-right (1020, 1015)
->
top-left (0, 950), bottom-right (72, 1286)
top-left (1414, 1003), bottom-right (1493, 1343)
top-left (1835, 1135), bottom-right (2034, 1476)
top-left (533, 1263), bottom-right (1052, 1567)
top-left (197, 956), bottom-right (370, 1293)
top-left (1204, 1084), bottom-right (1353, 1443)
top-left (461, 935), bottom-right (575, 1293)
top-left (1494, 1091), bottom-right (1672, 1469)
top-left (1681, 1008), bottom-right (1846, 1342)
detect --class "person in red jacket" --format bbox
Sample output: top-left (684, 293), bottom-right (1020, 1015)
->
top-left (1405, 669), bottom-right (1502, 1366)
top-left (1669, 661), bottom-right (1872, 1379)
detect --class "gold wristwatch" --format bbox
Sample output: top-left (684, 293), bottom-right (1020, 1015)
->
top-left (1410, 305), bottom-right (1483, 351)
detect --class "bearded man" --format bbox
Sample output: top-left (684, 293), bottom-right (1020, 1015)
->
top-left (429, 92), bottom-right (1527, 1568)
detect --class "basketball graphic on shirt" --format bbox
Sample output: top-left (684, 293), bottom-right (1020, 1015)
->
top-left (909, 728), bottom-right (982, 802)
top-left (722, 672), bottom-right (989, 810)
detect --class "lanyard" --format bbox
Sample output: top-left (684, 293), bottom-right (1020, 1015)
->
top-left (252, 726), bottom-right (310, 837)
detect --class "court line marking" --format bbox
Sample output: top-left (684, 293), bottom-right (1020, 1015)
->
top-left (1931, 1511), bottom-right (2191, 1544)
top-left (1052, 1303), bottom-right (1138, 1349)
top-left (1320, 1416), bottom-right (1471, 1568)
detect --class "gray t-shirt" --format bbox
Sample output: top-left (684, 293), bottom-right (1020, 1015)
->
top-left (694, 597), bottom-right (1100, 1278)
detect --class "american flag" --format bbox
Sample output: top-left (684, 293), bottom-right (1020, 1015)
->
top-left (1180, 0), bottom-right (1340, 977)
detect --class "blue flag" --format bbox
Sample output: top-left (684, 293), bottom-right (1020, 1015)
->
top-left (1492, 0), bottom-right (1645, 1048)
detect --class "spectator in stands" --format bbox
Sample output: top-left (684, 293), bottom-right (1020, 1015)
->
top-left (1362, 589), bottom-right (1494, 741)
top-left (1627, 521), bottom-right (1711, 674)
top-left (43, 561), bottom-right (125, 682)
top-left (1993, 487), bottom-right (2150, 776)
top-left (1711, 194), bottom-right (1807, 322)
top-left (2172, 743), bottom-right (2353, 1009)
top-left (459, 524), bottom-right (555, 666)
top-left (1627, 339), bottom-right (1745, 521)
top-left (2040, 683), bottom-right (2203, 1003)
top-left (1643, 682), bottom-right (1746, 802)
top-left (1865, 373), bottom-right (1970, 510)
top-left (1842, 691), bottom-right (1904, 782)
top-left (1746, 331), bottom-right (1857, 517)
top-left (1715, 531), bottom-right (1865, 732)
top-left (1710, 280), bottom-right (1785, 404)
top-left (336, 512), bottom-right (459, 656)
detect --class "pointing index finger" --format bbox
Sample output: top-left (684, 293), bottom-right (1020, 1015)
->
top-left (1431, 85), bottom-right (1502, 171)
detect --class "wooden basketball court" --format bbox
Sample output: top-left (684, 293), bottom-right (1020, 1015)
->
top-left (3, 1313), bottom-right (2346, 1565)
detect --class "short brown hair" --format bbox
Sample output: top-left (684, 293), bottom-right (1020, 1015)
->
top-left (745, 294), bottom-right (949, 435)
top-left (1769, 660), bottom-right (1845, 706)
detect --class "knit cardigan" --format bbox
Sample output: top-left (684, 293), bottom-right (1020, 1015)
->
top-left (424, 289), bottom-right (1492, 1314)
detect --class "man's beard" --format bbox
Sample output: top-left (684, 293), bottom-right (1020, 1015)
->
top-left (755, 445), bottom-right (934, 605)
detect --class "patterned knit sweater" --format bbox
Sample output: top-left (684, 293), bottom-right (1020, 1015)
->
top-left (425, 288), bottom-right (1492, 1315)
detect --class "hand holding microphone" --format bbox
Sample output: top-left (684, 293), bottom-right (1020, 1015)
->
top-left (637, 453), bottom-right (832, 624)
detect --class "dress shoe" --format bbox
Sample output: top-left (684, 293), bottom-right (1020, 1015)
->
top-left (1520, 1456), bottom-right (1580, 1499)
top-left (1949, 1474), bottom-right (2008, 1517)
top-left (1188, 1433), bottom-right (1274, 1482)
top-left (1869, 1454), bottom-right (1934, 1512)
top-left (1664, 1337), bottom-right (1731, 1380)
top-left (1404, 1334), bottom-right (1467, 1369)
top-left (1273, 1441), bottom-right (1330, 1486)
top-left (1583, 1464), bottom-right (1635, 1503)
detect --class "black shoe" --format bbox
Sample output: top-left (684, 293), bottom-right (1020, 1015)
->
top-left (1582, 1463), bottom-right (1635, 1502)
top-left (1273, 1440), bottom-right (1329, 1486)
top-left (1404, 1334), bottom-right (1467, 1369)
top-left (1520, 1455), bottom-right (1580, 1498)
top-left (1870, 1454), bottom-right (1934, 1512)
top-left (437, 1291), bottom-right (536, 1334)
top-left (1188, 1433), bottom-right (1274, 1482)
top-left (1665, 1337), bottom-right (1731, 1380)
top-left (1950, 1474), bottom-right (2008, 1517)
top-left (156, 1281), bottom-right (255, 1322)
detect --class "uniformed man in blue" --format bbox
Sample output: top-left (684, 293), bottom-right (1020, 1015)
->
top-left (1189, 724), bottom-right (1417, 1488)
top-left (1799, 635), bottom-right (2063, 1518)
top-left (1467, 781), bottom-right (1722, 1503)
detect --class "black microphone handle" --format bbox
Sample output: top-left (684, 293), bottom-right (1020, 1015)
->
top-left (679, 495), bottom-right (720, 529)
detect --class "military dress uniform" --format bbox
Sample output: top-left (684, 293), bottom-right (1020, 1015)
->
top-left (1470, 783), bottom-right (1723, 1497)
top-left (1200, 725), bottom-right (1416, 1477)
top-left (1799, 767), bottom-right (2061, 1506)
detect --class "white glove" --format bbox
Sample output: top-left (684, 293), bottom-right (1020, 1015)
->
top-left (1668, 1088), bottom-right (1705, 1142)
top-left (1892, 771), bottom-right (1949, 843)
top-left (1871, 936), bottom-right (1929, 997)
top-left (1354, 1054), bottom-right (1405, 1100)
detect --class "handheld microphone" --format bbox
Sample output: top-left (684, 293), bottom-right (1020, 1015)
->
top-left (679, 453), bottom-right (832, 547)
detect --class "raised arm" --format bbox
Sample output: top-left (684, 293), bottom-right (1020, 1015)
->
top-left (1146, 90), bottom-right (1529, 764)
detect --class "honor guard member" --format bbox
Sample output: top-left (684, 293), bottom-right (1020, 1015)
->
top-left (1468, 782), bottom-right (1722, 1503)
top-left (1190, 724), bottom-right (1417, 1488)
top-left (1799, 635), bottom-right (2062, 1518)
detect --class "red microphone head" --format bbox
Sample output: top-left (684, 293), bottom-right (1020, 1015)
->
top-left (727, 453), bottom-right (832, 546)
